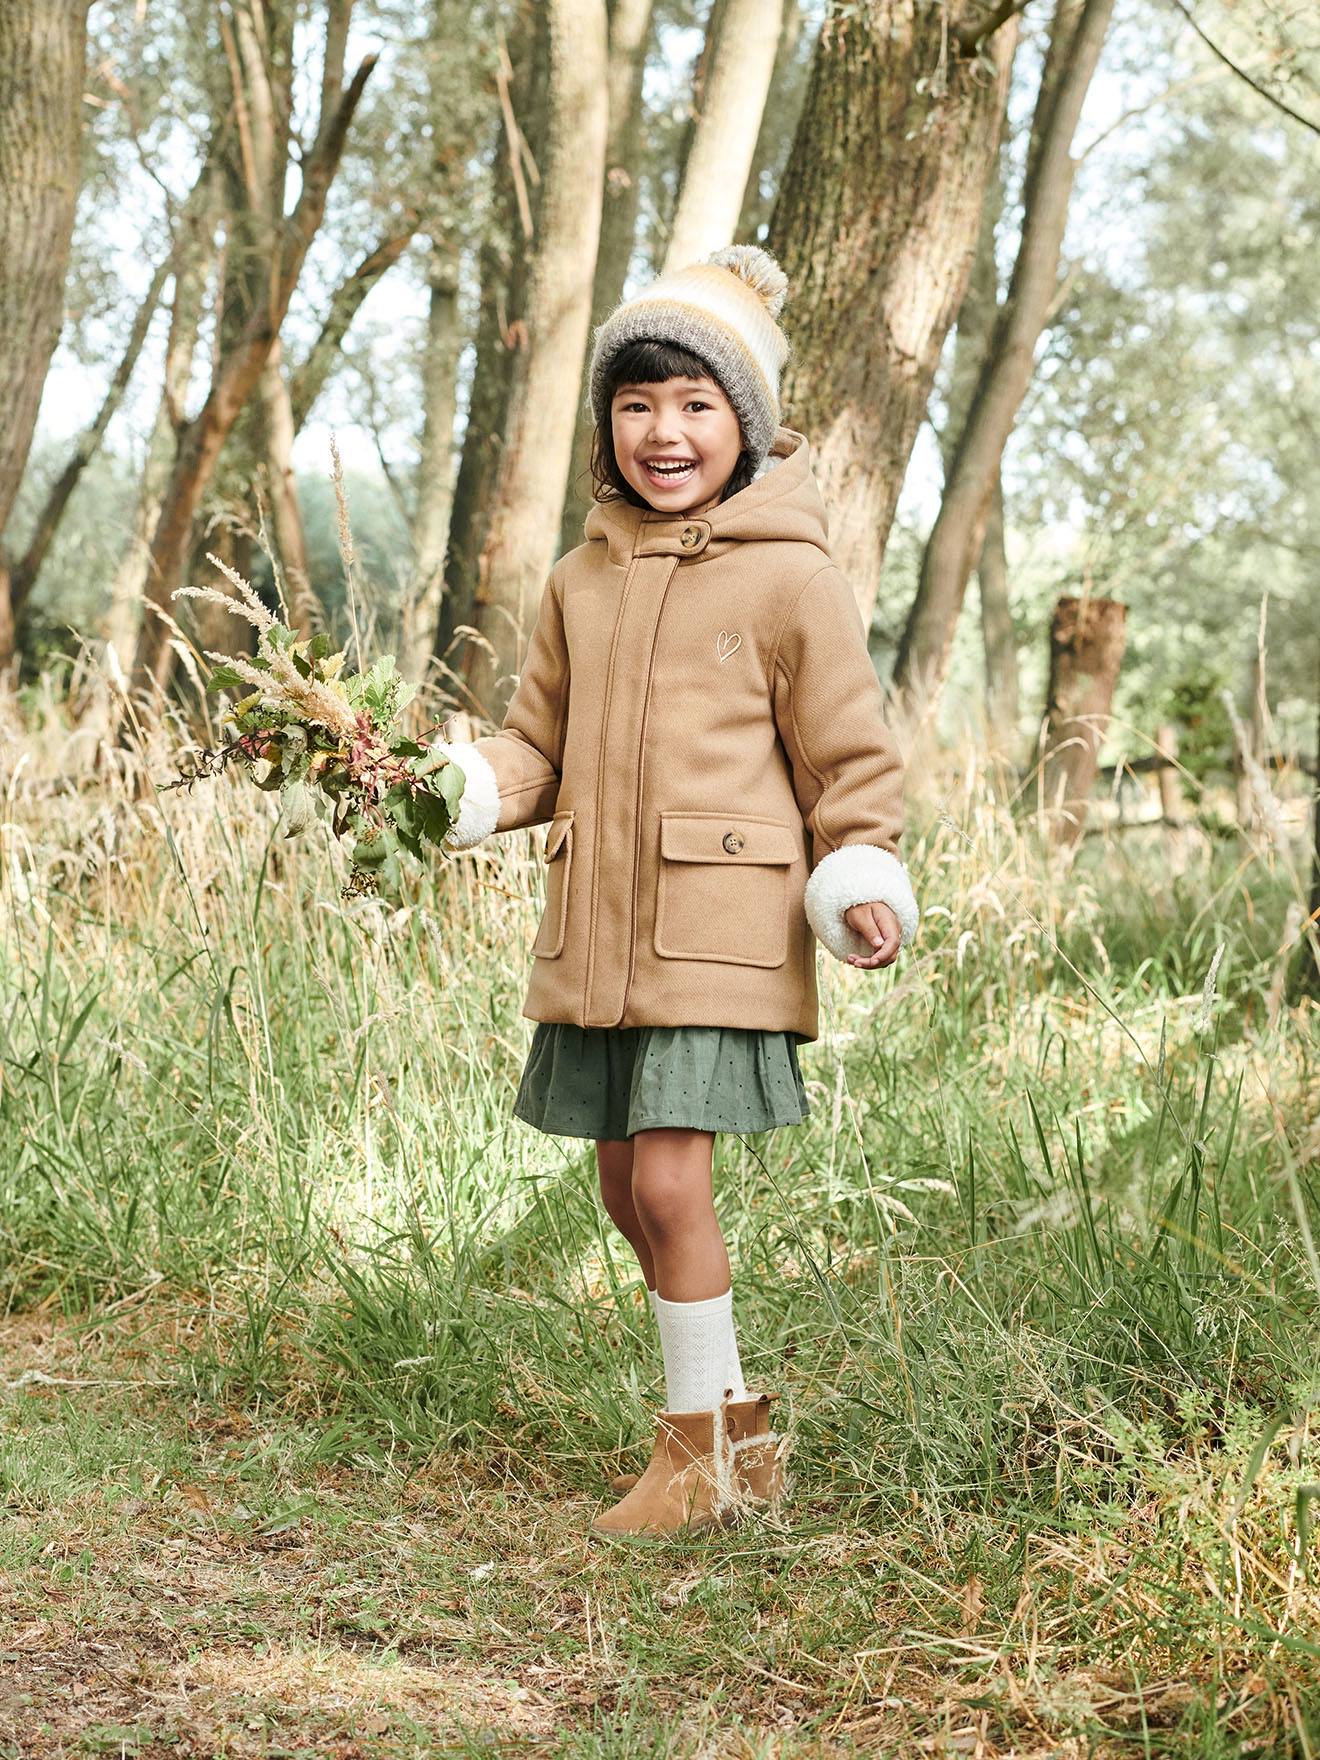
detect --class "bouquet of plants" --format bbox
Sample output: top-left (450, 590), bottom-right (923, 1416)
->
top-left (161, 556), bottom-right (465, 899)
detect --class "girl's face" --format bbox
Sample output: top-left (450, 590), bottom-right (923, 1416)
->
top-left (610, 375), bottom-right (744, 515)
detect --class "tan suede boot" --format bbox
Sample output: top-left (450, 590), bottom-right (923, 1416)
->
top-left (592, 1392), bottom-right (787, 1537)
top-left (607, 1392), bottom-right (785, 1499)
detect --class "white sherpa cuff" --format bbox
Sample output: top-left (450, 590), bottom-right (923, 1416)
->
top-left (804, 844), bottom-right (919, 959)
top-left (430, 738), bottom-right (501, 850)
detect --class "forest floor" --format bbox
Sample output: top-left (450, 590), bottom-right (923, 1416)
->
top-left (3, 1284), bottom-right (1317, 1760)
top-left (3, 753), bottom-right (1320, 1755)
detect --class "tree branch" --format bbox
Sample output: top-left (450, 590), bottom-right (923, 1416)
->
top-left (1164, 0), bottom-right (1320, 137)
top-left (279, 52), bottom-right (379, 314)
top-left (10, 251), bottom-right (172, 609)
top-left (956, 0), bottom-right (1035, 55)
top-left (288, 213), bottom-right (421, 431)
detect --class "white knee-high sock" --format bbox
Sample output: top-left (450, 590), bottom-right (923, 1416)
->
top-left (651, 1287), bottom-right (749, 1411)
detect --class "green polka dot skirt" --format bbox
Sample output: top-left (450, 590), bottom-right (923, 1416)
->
top-left (512, 1022), bottom-right (812, 1140)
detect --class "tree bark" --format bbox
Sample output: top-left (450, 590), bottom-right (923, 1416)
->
top-left (1038, 593), bottom-right (1127, 845)
top-left (558, 0), bottom-right (655, 559)
top-left (977, 476), bottom-right (1019, 735)
top-left (661, 0), bottom-right (783, 272)
top-left (734, 0), bottom-right (808, 245)
top-left (399, 245), bottom-right (462, 686)
top-left (767, 1), bottom-right (1018, 619)
top-left (435, 1), bottom-right (550, 686)
top-left (940, 138), bottom-right (1020, 741)
top-left (129, 48), bottom-right (378, 704)
top-left (0, 0), bottom-right (92, 683)
top-left (463, 0), bottom-right (609, 724)
top-left (894, 0), bottom-right (1116, 719)
top-left (260, 335), bottom-right (317, 637)
top-left (100, 188), bottom-right (217, 675)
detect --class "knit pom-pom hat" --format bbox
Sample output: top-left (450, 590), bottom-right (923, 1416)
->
top-left (588, 244), bottom-right (792, 474)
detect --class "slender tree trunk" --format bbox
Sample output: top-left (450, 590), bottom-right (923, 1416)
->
top-left (977, 476), bottom-right (1018, 734)
top-left (734, 0), bottom-right (808, 245)
top-left (1038, 593), bottom-right (1127, 845)
top-left (129, 50), bottom-right (377, 703)
top-left (435, 1), bottom-right (549, 684)
top-left (399, 245), bottom-right (462, 686)
top-left (940, 137), bottom-right (1019, 742)
top-left (767, 2), bottom-right (1018, 618)
top-left (558, 0), bottom-right (655, 559)
top-left (261, 336), bottom-right (317, 637)
top-left (464, 0), bottom-right (609, 723)
top-left (101, 198), bottom-right (216, 673)
top-left (661, 0), bottom-right (783, 272)
top-left (894, 0), bottom-right (1116, 718)
top-left (0, 0), bottom-right (91, 683)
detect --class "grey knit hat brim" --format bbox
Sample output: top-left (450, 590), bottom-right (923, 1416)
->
top-left (589, 299), bottom-right (781, 472)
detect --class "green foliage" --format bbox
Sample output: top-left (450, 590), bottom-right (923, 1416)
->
top-left (1164, 665), bottom-right (1236, 780)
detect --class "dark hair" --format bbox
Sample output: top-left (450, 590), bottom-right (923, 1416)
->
top-left (589, 338), bottom-right (758, 510)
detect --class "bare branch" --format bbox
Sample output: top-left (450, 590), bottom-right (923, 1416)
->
top-left (288, 214), bottom-right (421, 430)
top-left (1164, 0), bottom-right (1320, 137)
top-left (957, 0), bottom-right (1035, 55)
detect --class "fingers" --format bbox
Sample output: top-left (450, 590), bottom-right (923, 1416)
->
top-left (843, 900), bottom-right (902, 968)
top-left (846, 930), bottom-right (899, 969)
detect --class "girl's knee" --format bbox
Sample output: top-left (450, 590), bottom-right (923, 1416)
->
top-left (630, 1158), bottom-right (711, 1238)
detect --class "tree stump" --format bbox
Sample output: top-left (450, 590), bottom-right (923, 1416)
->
top-left (1038, 594), bottom-right (1128, 846)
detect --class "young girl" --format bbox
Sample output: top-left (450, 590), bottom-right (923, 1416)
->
top-left (432, 245), bottom-right (919, 1539)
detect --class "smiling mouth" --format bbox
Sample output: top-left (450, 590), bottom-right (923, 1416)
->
top-left (641, 458), bottom-right (697, 483)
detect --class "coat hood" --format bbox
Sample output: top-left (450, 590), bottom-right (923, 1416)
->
top-left (581, 425), bottom-right (830, 568)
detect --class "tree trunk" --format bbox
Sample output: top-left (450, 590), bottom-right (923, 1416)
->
top-left (940, 137), bottom-right (1019, 743)
top-left (100, 192), bottom-right (216, 674)
top-left (435, 1), bottom-right (550, 685)
top-left (978, 476), bottom-right (1019, 736)
top-left (894, 0), bottom-right (1116, 719)
top-left (558, 0), bottom-right (655, 560)
top-left (261, 336), bottom-right (318, 638)
top-left (463, 0), bottom-right (609, 724)
top-left (399, 245), bottom-right (462, 687)
top-left (0, 0), bottom-right (91, 683)
top-left (661, 0), bottom-right (782, 272)
top-left (129, 48), bottom-right (377, 704)
top-left (1038, 593), bottom-right (1127, 846)
top-left (766, 2), bottom-right (1018, 617)
top-left (734, 0), bottom-right (808, 245)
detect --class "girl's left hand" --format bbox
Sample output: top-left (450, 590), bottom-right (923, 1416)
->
top-left (843, 901), bottom-right (902, 969)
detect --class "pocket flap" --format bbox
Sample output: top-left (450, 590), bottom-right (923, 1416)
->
top-left (659, 812), bottom-right (797, 865)
top-left (543, 811), bottom-right (574, 861)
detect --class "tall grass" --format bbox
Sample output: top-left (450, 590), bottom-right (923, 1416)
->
top-left (2, 675), bottom-right (1318, 1749)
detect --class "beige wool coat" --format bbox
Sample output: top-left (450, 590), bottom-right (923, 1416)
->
top-left (432, 424), bottom-right (919, 1045)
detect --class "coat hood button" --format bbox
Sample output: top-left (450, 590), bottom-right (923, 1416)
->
top-left (680, 526), bottom-right (701, 548)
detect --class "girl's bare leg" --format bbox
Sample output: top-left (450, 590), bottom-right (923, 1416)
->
top-left (628, 1127), bottom-right (730, 1300)
top-left (595, 1137), bottom-right (656, 1288)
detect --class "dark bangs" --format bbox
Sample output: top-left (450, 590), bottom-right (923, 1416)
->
top-left (589, 338), bottom-right (758, 510)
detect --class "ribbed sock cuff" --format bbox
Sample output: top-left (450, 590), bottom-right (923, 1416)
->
top-left (652, 1287), bottom-right (748, 1410)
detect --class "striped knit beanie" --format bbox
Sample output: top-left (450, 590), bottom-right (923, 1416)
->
top-left (588, 245), bottom-right (791, 474)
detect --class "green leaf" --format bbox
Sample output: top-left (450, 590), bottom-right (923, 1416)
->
top-left (280, 780), bottom-right (317, 838)
top-left (414, 788), bottom-right (452, 847)
top-left (206, 663), bottom-right (250, 693)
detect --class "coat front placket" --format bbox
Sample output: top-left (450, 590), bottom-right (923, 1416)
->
top-left (583, 523), bottom-right (692, 1026)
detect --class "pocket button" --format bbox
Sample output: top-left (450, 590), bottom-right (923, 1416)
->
top-left (722, 830), bottom-right (744, 853)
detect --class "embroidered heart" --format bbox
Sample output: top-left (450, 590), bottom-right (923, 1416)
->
top-left (716, 630), bottom-right (741, 663)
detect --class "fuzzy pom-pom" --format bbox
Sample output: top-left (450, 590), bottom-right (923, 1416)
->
top-left (703, 245), bottom-right (788, 318)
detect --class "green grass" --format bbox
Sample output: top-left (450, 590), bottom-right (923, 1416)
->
top-left (2, 732), bottom-right (1318, 1755)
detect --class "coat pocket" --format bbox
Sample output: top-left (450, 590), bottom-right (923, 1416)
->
top-left (532, 809), bottom-right (573, 959)
top-left (654, 812), bottom-right (798, 969)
